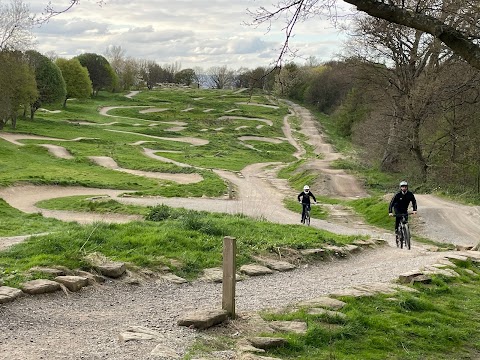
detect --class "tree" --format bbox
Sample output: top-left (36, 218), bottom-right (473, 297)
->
top-left (174, 68), bottom-right (196, 86)
top-left (0, 50), bottom-right (37, 129)
top-left (25, 50), bottom-right (66, 120)
top-left (56, 58), bottom-right (93, 107)
top-left (138, 60), bottom-right (163, 89)
top-left (75, 53), bottom-right (116, 96)
top-left (206, 66), bottom-right (234, 89)
top-left (251, 0), bottom-right (480, 70)
top-left (346, 13), bottom-right (448, 180)
top-left (104, 45), bottom-right (140, 91)
top-left (0, 0), bottom-right (35, 51)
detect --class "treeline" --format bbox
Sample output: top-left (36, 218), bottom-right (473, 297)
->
top-left (276, 18), bottom-right (480, 196)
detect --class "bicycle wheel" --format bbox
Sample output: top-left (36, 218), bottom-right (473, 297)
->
top-left (306, 212), bottom-right (310, 226)
top-left (399, 225), bottom-right (405, 249)
top-left (404, 224), bottom-right (411, 250)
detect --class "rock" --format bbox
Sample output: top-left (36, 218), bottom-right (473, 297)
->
top-left (177, 309), bottom-right (229, 329)
top-left (21, 279), bottom-right (61, 295)
top-left (84, 252), bottom-right (126, 278)
top-left (95, 262), bottom-right (126, 278)
top-left (352, 239), bottom-right (377, 247)
top-left (248, 337), bottom-right (287, 350)
top-left (240, 264), bottom-right (274, 276)
top-left (199, 268), bottom-right (242, 283)
top-left (161, 273), bottom-right (188, 284)
top-left (464, 269), bottom-right (478, 276)
top-left (323, 245), bottom-right (347, 257)
top-left (241, 354), bottom-right (283, 360)
top-left (252, 257), bottom-right (296, 272)
top-left (343, 244), bottom-right (361, 253)
top-left (150, 344), bottom-right (180, 358)
top-left (423, 268), bottom-right (460, 278)
top-left (299, 248), bottom-right (325, 256)
top-left (269, 321), bottom-right (307, 334)
top-left (119, 326), bottom-right (164, 342)
top-left (398, 270), bottom-right (424, 284)
top-left (456, 245), bottom-right (473, 251)
top-left (443, 254), bottom-right (469, 262)
top-left (461, 251), bottom-right (480, 261)
top-left (29, 267), bottom-right (66, 276)
top-left (74, 270), bottom-right (106, 284)
top-left (0, 286), bottom-right (23, 304)
top-left (411, 275), bottom-right (432, 284)
top-left (54, 276), bottom-right (89, 292)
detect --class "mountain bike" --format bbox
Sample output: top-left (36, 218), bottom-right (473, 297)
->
top-left (301, 203), bottom-right (316, 226)
top-left (395, 213), bottom-right (411, 250)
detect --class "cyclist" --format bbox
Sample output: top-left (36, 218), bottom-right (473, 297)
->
top-left (388, 181), bottom-right (417, 241)
top-left (298, 185), bottom-right (317, 223)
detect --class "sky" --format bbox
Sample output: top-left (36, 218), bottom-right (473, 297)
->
top-left (30, 0), bottom-right (350, 70)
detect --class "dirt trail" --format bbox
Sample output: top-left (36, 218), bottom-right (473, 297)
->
top-left (1, 99), bottom-right (478, 360)
top-left (1, 101), bottom-right (478, 246)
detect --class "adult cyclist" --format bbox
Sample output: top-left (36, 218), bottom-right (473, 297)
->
top-left (298, 185), bottom-right (317, 224)
top-left (388, 181), bottom-right (417, 241)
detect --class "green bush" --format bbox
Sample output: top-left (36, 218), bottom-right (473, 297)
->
top-left (145, 205), bottom-right (172, 221)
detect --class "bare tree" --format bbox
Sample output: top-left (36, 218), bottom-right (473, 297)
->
top-left (206, 66), bottom-right (234, 89)
top-left (250, 0), bottom-right (480, 70)
top-left (0, 0), bottom-right (35, 51)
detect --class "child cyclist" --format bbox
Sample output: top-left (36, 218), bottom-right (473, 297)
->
top-left (298, 185), bottom-right (317, 223)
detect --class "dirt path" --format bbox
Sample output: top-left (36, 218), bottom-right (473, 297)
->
top-left (1, 100), bottom-right (479, 360)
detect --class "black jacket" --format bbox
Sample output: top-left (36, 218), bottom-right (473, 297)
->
top-left (298, 191), bottom-right (316, 204)
top-left (389, 190), bottom-right (417, 214)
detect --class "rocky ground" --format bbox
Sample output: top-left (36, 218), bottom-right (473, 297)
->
top-left (1, 96), bottom-right (479, 359)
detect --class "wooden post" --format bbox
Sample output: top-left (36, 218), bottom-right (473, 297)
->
top-left (222, 236), bottom-right (236, 318)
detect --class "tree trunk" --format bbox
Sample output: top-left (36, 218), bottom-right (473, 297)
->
top-left (410, 118), bottom-right (428, 182)
top-left (380, 116), bottom-right (400, 171)
top-left (11, 114), bottom-right (17, 129)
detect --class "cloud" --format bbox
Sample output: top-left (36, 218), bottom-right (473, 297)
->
top-left (31, 0), bottom-right (346, 69)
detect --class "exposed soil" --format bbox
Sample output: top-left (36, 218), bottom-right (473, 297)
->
top-left (0, 97), bottom-right (479, 359)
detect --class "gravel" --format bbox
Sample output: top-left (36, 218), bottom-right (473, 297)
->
top-left (0, 242), bottom-right (450, 360)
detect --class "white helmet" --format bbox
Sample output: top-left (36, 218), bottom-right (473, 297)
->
top-left (303, 185), bottom-right (310, 191)
top-left (399, 181), bottom-right (408, 187)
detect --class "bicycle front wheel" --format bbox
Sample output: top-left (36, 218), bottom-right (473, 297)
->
top-left (306, 212), bottom-right (310, 226)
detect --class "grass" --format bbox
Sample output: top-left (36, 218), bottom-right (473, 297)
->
top-left (0, 204), bottom-right (366, 287)
top-left (0, 199), bottom-right (68, 237)
top-left (1, 88), bottom-right (293, 192)
top-left (249, 260), bottom-right (480, 360)
top-left (36, 195), bottom-right (151, 215)
top-left (1, 88), bottom-right (476, 360)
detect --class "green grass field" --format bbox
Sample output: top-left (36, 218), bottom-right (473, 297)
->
top-left (1, 87), bottom-right (477, 359)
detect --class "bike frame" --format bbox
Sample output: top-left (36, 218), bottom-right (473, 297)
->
top-left (395, 213), bottom-right (411, 250)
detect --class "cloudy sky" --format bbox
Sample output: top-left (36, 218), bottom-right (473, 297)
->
top-left (30, 0), bottom-right (350, 70)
